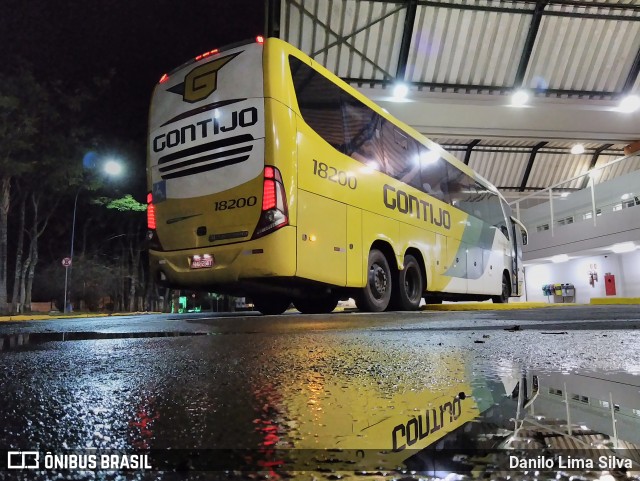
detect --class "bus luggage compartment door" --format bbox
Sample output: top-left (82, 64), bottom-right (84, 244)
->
top-left (296, 190), bottom-right (347, 286)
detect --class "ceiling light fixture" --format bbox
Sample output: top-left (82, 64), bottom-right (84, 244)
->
top-left (551, 254), bottom-right (569, 263)
top-left (618, 94), bottom-right (640, 113)
top-left (570, 144), bottom-right (585, 155)
top-left (611, 242), bottom-right (636, 254)
top-left (511, 90), bottom-right (529, 107)
top-left (392, 83), bottom-right (409, 100)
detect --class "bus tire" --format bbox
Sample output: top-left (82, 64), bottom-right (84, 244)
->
top-left (252, 295), bottom-right (291, 315)
top-left (356, 249), bottom-right (392, 312)
top-left (391, 254), bottom-right (424, 311)
top-left (294, 296), bottom-right (339, 314)
top-left (492, 273), bottom-right (510, 304)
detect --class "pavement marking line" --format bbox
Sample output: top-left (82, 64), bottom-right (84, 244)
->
top-left (0, 331), bottom-right (210, 350)
top-left (421, 302), bottom-right (576, 311)
top-left (590, 297), bottom-right (640, 305)
top-left (0, 312), bottom-right (162, 323)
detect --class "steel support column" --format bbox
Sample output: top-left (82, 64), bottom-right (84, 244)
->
top-left (396, 0), bottom-right (418, 80)
top-left (519, 142), bottom-right (547, 192)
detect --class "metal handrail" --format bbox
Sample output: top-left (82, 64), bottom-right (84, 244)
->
top-left (509, 151), bottom-right (640, 207)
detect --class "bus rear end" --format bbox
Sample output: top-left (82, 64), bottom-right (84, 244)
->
top-left (147, 38), bottom-right (295, 294)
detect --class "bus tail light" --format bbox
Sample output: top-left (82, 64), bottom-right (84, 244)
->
top-left (146, 192), bottom-right (163, 250)
top-left (253, 166), bottom-right (288, 239)
top-left (147, 192), bottom-right (157, 230)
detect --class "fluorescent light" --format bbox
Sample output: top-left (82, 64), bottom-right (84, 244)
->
top-left (392, 83), bottom-right (408, 99)
top-left (611, 242), bottom-right (636, 254)
top-left (618, 94), bottom-right (640, 113)
top-left (570, 144), bottom-right (585, 155)
top-left (560, 192), bottom-right (569, 198)
top-left (551, 254), bottom-right (569, 263)
top-left (511, 89), bottom-right (529, 106)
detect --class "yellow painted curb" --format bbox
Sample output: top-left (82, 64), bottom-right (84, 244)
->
top-left (590, 297), bottom-right (640, 305)
top-left (422, 302), bottom-right (577, 311)
top-left (0, 312), bottom-right (161, 323)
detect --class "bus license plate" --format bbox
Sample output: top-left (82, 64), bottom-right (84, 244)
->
top-left (190, 257), bottom-right (213, 269)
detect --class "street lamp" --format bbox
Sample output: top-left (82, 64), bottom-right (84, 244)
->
top-left (63, 159), bottom-right (123, 313)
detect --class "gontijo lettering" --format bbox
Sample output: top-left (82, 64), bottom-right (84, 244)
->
top-left (383, 184), bottom-right (451, 229)
top-left (152, 106), bottom-right (258, 153)
top-left (391, 395), bottom-right (464, 452)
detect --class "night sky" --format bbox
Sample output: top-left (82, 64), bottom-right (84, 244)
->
top-left (1, 0), bottom-right (265, 192)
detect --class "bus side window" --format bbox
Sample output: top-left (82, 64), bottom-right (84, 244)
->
top-left (289, 56), bottom-right (346, 153)
top-left (419, 147), bottom-right (450, 203)
top-left (342, 95), bottom-right (384, 170)
top-left (380, 122), bottom-right (421, 190)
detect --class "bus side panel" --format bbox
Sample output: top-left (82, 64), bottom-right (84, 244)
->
top-left (398, 223), bottom-right (436, 292)
top-left (445, 237), bottom-right (468, 294)
top-left (296, 190), bottom-right (347, 286)
top-left (362, 210), bottom-right (400, 274)
top-left (346, 206), bottom-right (363, 287)
top-left (264, 97), bottom-right (298, 226)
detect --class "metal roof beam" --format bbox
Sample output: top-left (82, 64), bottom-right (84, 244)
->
top-left (622, 46), bottom-right (640, 94)
top-left (463, 139), bottom-right (481, 165)
top-left (514, 1), bottom-right (548, 89)
top-left (365, 0), bottom-right (640, 9)
top-left (537, 0), bottom-right (640, 11)
top-left (266, 0), bottom-right (282, 38)
top-left (346, 78), bottom-right (619, 98)
top-left (580, 143), bottom-right (613, 190)
top-left (396, 0), bottom-right (418, 80)
top-left (413, 1), bottom-right (640, 18)
top-left (519, 142), bottom-right (547, 192)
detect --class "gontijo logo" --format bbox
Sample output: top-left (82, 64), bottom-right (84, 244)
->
top-left (167, 52), bottom-right (240, 103)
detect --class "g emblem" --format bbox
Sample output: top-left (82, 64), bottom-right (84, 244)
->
top-left (182, 52), bottom-right (239, 103)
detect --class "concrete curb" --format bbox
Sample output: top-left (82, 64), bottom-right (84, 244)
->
top-left (590, 297), bottom-right (640, 305)
top-left (421, 302), bottom-right (577, 311)
top-left (0, 312), bottom-right (162, 323)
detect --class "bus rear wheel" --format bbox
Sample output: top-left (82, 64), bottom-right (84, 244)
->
top-left (252, 294), bottom-right (291, 315)
top-left (294, 296), bottom-right (339, 314)
top-left (356, 249), bottom-right (392, 312)
top-left (391, 254), bottom-right (424, 311)
top-left (492, 273), bottom-right (510, 304)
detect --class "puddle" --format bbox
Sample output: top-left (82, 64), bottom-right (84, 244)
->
top-left (2, 334), bottom-right (639, 480)
top-left (0, 331), bottom-right (208, 350)
top-left (227, 363), bottom-right (640, 479)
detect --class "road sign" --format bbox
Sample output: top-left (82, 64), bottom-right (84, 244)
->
top-left (62, 257), bottom-right (72, 267)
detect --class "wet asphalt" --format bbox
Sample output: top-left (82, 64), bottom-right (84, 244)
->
top-left (1, 305), bottom-right (639, 480)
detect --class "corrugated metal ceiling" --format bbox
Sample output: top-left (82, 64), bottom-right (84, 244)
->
top-left (269, 0), bottom-right (640, 194)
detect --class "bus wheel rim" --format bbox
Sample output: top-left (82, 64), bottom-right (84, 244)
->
top-left (370, 264), bottom-right (388, 299)
top-left (405, 268), bottom-right (419, 300)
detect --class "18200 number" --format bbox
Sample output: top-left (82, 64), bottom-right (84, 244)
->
top-left (312, 160), bottom-right (357, 189)
top-left (214, 196), bottom-right (257, 211)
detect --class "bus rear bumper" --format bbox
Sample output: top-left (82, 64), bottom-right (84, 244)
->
top-left (149, 226), bottom-right (296, 291)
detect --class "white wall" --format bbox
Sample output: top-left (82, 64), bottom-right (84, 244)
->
top-left (523, 251), bottom-right (639, 303)
top-left (619, 249), bottom-right (640, 298)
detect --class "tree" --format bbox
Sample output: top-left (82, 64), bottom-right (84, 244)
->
top-left (0, 65), bottom-right (44, 313)
top-left (0, 62), bottom-right (109, 313)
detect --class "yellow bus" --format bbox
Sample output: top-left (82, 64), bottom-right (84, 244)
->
top-left (146, 36), bottom-right (527, 315)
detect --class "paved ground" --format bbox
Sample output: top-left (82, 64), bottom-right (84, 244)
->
top-left (1, 306), bottom-right (639, 480)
